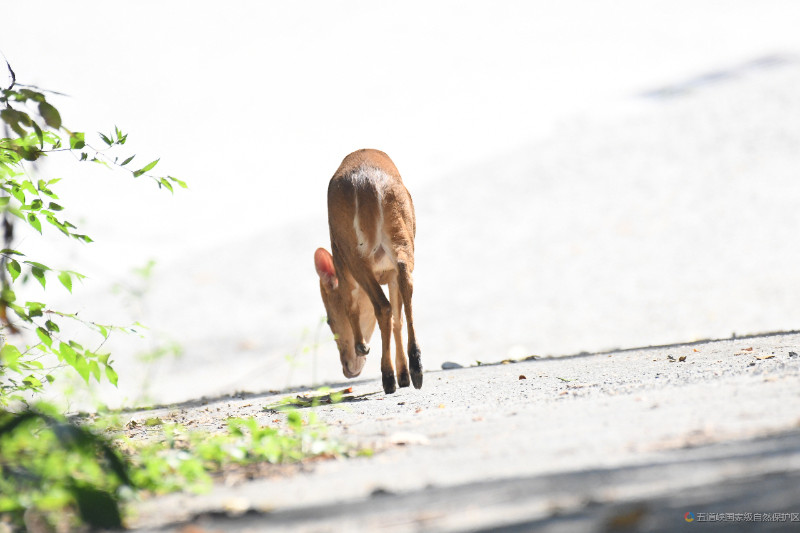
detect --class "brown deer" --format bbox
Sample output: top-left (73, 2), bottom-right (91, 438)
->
top-left (314, 149), bottom-right (422, 394)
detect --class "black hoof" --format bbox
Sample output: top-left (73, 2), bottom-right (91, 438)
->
top-left (356, 343), bottom-right (370, 355)
top-left (398, 371), bottom-right (411, 388)
top-left (382, 372), bottom-right (397, 394)
top-left (411, 370), bottom-right (423, 389)
top-left (409, 346), bottom-right (423, 389)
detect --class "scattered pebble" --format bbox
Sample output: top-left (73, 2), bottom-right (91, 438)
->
top-left (441, 361), bottom-right (463, 370)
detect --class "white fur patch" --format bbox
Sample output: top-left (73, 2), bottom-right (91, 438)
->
top-left (352, 167), bottom-right (391, 259)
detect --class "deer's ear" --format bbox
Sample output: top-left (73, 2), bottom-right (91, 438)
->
top-left (314, 248), bottom-right (338, 290)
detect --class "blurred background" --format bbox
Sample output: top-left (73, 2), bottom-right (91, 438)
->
top-left (2, 1), bottom-right (800, 407)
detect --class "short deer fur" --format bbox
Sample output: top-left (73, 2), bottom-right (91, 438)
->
top-left (314, 149), bottom-right (422, 394)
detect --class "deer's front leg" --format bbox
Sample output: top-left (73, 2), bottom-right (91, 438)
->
top-left (375, 300), bottom-right (395, 394)
top-left (341, 278), bottom-right (369, 356)
top-left (352, 271), bottom-right (397, 394)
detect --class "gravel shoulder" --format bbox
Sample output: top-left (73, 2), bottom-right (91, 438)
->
top-left (125, 332), bottom-right (800, 532)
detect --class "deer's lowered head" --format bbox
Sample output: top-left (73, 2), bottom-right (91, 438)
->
top-left (314, 247), bottom-right (376, 378)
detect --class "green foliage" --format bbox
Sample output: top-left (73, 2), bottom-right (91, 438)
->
top-left (123, 413), bottom-right (346, 496)
top-left (0, 61), bottom-right (361, 531)
top-left (0, 407), bottom-right (350, 530)
top-left (0, 68), bottom-right (185, 406)
top-left (264, 386), bottom-right (371, 410)
top-left (0, 407), bottom-right (131, 530)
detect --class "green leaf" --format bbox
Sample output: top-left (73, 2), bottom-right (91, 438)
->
top-left (26, 301), bottom-right (45, 318)
top-left (8, 303), bottom-right (30, 322)
top-left (31, 266), bottom-right (46, 288)
top-left (120, 155), bottom-right (135, 166)
top-left (24, 261), bottom-right (49, 270)
top-left (19, 89), bottom-right (45, 103)
top-left (66, 269), bottom-right (86, 281)
top-left (28, 213), bottom-right (42, 234)
top-left (74, 355), bottom-right (91, 383)
top-left (105, 365), bottom-right (119, 387)
top-left (2, 287), bottom-right (16, 303)
top-left (91, 157), bottom-right (111, 169)
top-left (22, 181), bottom-right (38, 196)
top-left (159, 178), bottom-right (174, 193)
top-left (6, 258), bottom-right (21, 281)
top-left (99, 132), bottom-right (113, 146)
top-left (0, 248), bottom-right (24, 256)
top-left (0, 344), bottom-right (21, 370)
top-left (58, 271), bottom-right (73, 293)
top-left (37, 326), bottom-right (53, 348)
top-left (133, 158), bottom-right (159, 178)
top-left (38, 101), bottom-right (62, 129)
top-left (0, 197), bottom-right (9, 208)
top-left (32, 121), bottom-right (44, 148)
top-left (22, 375), bottom-right (43, 389)
top-left (58, 341), bottom-right (77, 365)
top-left (89, 360), bottom-right (102, 382)
top-left (24, 359), bottom-right (44, 370)
top-left (30, 199), bottom-right (43, 210)
top-left (48, 202), bottom-right (63, 211)
top-left (168, 176), bottom-right (188, 189)
top-left (45, 319), bottom-right (60, 332)
top-left (10, 186), bottom-right (25, 204)
top-left (70, 132), bottom-right (85, 150)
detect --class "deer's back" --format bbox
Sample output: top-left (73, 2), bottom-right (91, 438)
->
top-left (327, 149), bottom-right (415, 282)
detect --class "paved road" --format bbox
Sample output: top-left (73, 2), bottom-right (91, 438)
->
top-left (129, 332), bottom-right (800, 532)
top-left (60, 55), bottom-right (800, 411)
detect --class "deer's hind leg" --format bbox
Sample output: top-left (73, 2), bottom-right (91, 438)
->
top-left (389, 278), bottom-right (410, 388)
top-left (397, 261), bottom-right (422, 389)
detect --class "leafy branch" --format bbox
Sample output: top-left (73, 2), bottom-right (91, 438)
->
top-left (0, 59), bottom-right (184, 405)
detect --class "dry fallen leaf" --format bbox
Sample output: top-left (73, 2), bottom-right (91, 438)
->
top-left (519, 375), bottom-right (527, 380)
top-left (755, 355), bottom-right (775, 360)
top-left (678, 356), bottom-right (687, 362)
top-left (743, 347), bottom-right (753, 351)
top-left (222, 497), bottom-right (251, 515)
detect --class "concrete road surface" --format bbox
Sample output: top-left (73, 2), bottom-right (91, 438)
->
top-left (128, 331), bottom-right (800, 532)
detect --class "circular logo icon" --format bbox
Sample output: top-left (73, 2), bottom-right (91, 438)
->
top-left (685, 512), bottom-right (695, 522)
